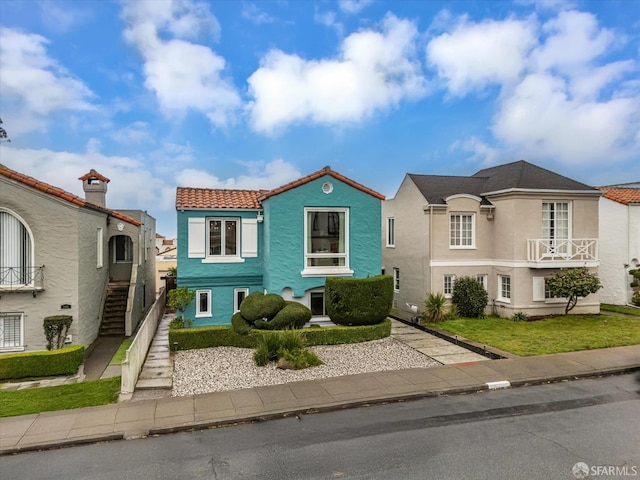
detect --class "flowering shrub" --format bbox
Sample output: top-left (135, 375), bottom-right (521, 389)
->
top-left (546, 267), bottom-right (602, 314)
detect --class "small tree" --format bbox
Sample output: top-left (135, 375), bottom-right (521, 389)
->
top-left (43, 315), bottom-right (73, 350)
top-left (452, 276), bottom-right (488, 318)
top-left (546, 267), bottom-right (602, 314)
top-left (168, 286), bottom-right (196, 320)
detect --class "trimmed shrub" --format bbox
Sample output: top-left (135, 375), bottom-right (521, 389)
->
top-left (0, 345), bottom-right (85, 380)
top-left (633, 292), bottom-right (640, 306)
top-left (325, 275), bottom-right (393, 326)
top-left (43, 315), bottom-right (73, 351)
top-left (231, 312), bottom-right (253, 335)
top-left (169, 317), bottom-right (193, 329)
top-left (169, 318), bottom-right (392, 351)
top-left (255, 302), bottom-right (312, 330)
top-left (240, 292), bottom-right (286, 323)
top-left (451, 276), bottom-right (488, 318)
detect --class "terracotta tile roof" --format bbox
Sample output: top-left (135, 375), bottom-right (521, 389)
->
top-left (0, 164), bottom-right (140, 226)
top-left (597, 186), bottom-right (640, 205)
top-left (78, 169), bottom-right (110, 183)
top-left (260, 166), bottom-right (385, 201)
top-left (176, 188), bottom-right (267, 209)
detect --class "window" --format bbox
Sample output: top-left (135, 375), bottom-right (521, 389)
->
top-left (234, 288), bottom-right (249, 313)
top-left (476, 274), bottom-right (487, 291)
top-left (498, 275), bottom-right (511, 302)
top-left (115, 235), bottom-right (133, 262)
top-left (443, 275), bottom-right (456, 297)
top-left (393, 268), bottom-right (400, 292)
top-left (387, 217), bottom-right (395, 247)
top-left (0, 211), bottom-right (32, 286)
top-left (0, 313), bottom-right (23, 349)
top-left (207, 218), bottom-right (239, 257)
top-left (310, 291), bottom-right (327, 316)
top-left (195, 290), bottom-right (211, 318)
top-left (303, 208), bottom-right (350, 275)
top-left (97, 228), bottom-right (103, 268)
top-left (542, 202), bottom-right (569, 254)
top-left (450, 213), bottom-right (475, 248)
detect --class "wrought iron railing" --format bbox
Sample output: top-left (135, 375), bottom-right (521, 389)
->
top-left (0, 266), bottom-right (45, 291)
top-left (527, 239), bottom-right (598, 263)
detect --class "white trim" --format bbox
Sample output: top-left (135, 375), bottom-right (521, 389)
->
top-left (187, 217), bottom-right (206, 258)
top-left (195, 289), bottom-right (212, 318)
top-left (430, 259), bottom-right (599, 268)
top-left (303, 207), bottom-right (350, 273)
top-left (476, 274), bottom-right (488, 291)
top-left (241, 218), bottom-right (258, 258)
top-left (393, 267), bottom-right (400, 292)
top-left (445, 193), bottom-right (482, 202)
top-left (498, 275), bottom-right (511, 303)
top-left (449, 212), bottom-right (476, 249)
top-left (201, 257), bottom-right (245, 264)
top-left (206, 217), bottom-right (241, 260)
top-left (234, 288), bottom-right (249, 313)
top-left (97, 228), bottom-right (104, 268)
top-left (482, 188), bottom-right (601, 197)
top-left (0, 312), bottom-right (24, 349)
top-left (301, 267), bottom-right (354, 277)
top-left (443, 274), bottom-right (456, 298)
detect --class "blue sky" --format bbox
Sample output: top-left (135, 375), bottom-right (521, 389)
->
top-left (1, 0), bottom-right (638, 238)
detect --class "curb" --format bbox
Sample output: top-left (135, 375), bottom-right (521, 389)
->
top-left (0, 433), bottom-right (125, 456)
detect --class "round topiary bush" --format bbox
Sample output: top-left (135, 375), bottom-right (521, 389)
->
top-left (325, 275), bottom-right (393, 326)
top-left (255, 301), bottom-right (312, 330)
top-left (231, 312), bottom-right (253, 335)
top-left (240, 292), bottom-right (286, 323)
top-left (451, 276), bottom-right (488, 318)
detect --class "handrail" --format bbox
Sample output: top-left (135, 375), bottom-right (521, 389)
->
top-left (0, 266), bottom-right (45, 290)
top-left (527, 239), bottom-right (598, 262)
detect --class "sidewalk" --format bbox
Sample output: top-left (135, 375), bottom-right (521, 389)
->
top-left (2, 342), bottom-right (638, 455)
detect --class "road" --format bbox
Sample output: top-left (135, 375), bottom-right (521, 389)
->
top-left (2, 373), bottom-right (639, 480)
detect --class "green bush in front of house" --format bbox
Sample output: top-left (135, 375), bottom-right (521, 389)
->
top-left (452, 276), bottom-right (488, 318)
top-left (239, 292), bottom-right (286, 322)
top-left (169, 318), bottom-right (391, 351)
top-left (255, 301), bottom-right (313, 330)
top-left (0, 345), bottom-right (85, 380)
top-left (325, 275), bottom-right (393, 326)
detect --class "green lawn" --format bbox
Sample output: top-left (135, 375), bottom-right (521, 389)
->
top-left (0, 376), bottom-right (121, 418)
top-left (427, 314), bottom-right (640, 356)
top-left (109, 338), bottom-right (133, 365)
top-left (601, 304), bottom-right (640, 317)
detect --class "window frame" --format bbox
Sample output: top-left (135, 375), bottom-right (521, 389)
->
top-left (449, 213), bottom-right (476, 249)
top-left (97, 228), bottom-right (104, 268)
top-left (476, 274), bottom-right (488, 291)
top-left (309, 289), bottom-right (328, 317)
top-left (443, 274), bottom-right (456, 297)
top-left (234, 288), bottom-right (249, 313)
top-left (0, 209), bottom-right (34, 287)
top-left (195, 289), bottom-right (212, 318)
top-left (206, 217), bottom-right (240, 260)
top-left (302, 207), bottom-right (352, 277)
top-left (393, 267), bottom-right (400, 292)
top-left (386, 217), bottom-right (395, 247)
top-left (0, 313), bottom-right (24, 351)
top-left (542, 201), bottom-right (571, 254)
top-left (498, 275), bottom-right (511, 303)
top-left (114, 235), bottom-right (133, 263)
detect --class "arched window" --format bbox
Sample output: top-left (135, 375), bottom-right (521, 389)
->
top-left (0, 211), bottom-right (33, 286)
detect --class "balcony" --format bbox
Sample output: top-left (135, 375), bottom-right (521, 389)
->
top-left (527, 239), bottom-right (598, 268)
top-left (0, 266), bottom-right (45, 292)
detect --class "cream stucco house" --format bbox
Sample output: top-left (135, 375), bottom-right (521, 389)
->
top-left (383, 160), bottom-right (601, 319)
top-left (0, 165), bottom-right (156, 353)
top-left (596, 183), bottom-right (640, 305)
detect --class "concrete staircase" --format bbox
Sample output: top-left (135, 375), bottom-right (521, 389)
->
top-left (134, 313), bottom-right (173, 391)
top-left (99, 281), bottom-right (129, 336)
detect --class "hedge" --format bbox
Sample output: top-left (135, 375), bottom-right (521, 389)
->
top-left (169, 318), bottom-right (392, 351)
top-left (326, 275), bottom-right (393, 326)
top-left (0, 345), bottom-right (85, 380)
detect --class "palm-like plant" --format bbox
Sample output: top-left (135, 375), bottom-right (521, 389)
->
top-left (424, 292), bottom-right (447, 322)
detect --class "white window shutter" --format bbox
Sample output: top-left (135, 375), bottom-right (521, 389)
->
top-left (532, 277), bottom-right (545, 301)
top-left (241, 218), bottom-right (258, 258)
top-left (188, 217), bottom-right (205, 258)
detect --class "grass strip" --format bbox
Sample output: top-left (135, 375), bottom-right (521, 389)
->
top-left (109, 338), bottom-right (134, 365)
top-left (426, 314), bottom-right (640, 356)
top-left (0, 376), bottom-right (121, 418)
top-left (601, 304), bottom-right (640, 317)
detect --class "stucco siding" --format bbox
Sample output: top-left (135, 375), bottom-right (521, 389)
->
top-left (0, 179), bottom-right (82, 352)
top-left (599, 198), bottom-right (632, 304)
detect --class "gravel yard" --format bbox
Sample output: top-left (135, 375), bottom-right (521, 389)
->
top-left (172, 337), bottom-right (441, 397)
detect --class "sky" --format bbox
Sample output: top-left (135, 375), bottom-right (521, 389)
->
top-left (1, 0), bottom-right (639, 238)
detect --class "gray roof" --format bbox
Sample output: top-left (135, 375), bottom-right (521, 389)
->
top-left (409, 160), bottom-right (597, 205)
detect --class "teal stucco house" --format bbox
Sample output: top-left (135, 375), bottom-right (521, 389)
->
top-left (175, 166), bottom-right (385, 326)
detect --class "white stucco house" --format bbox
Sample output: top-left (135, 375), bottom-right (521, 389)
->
top-left (597, 183), bottom-right (640, 305)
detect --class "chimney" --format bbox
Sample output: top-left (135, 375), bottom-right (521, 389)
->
top-left (79, 169), bottom-right (110, 206)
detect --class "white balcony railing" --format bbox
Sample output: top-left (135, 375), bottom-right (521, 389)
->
top-left (527, 239), bottom-right (598, 264)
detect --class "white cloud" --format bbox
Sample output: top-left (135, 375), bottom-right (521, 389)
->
top-left (175, 158), bottom-right (301, 189)
top-left (242, 3), bottom-right (276, 25)
top-left (121, 0), bottom-right (241, 127)
top-left (247, 14), bottom-right (427, 134)
top-left (38, 0), bottom-right (92, 33)
top-left (111, 121), bottom-right (153, 144)
top-left (338, 0), bottom-right (374, 15)
top-left (426, 16), bottom-right (537, 96)
top-left (0, 28), bottom-right (95, 122)
top-left (430, 10), bottom-right (640, 166)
